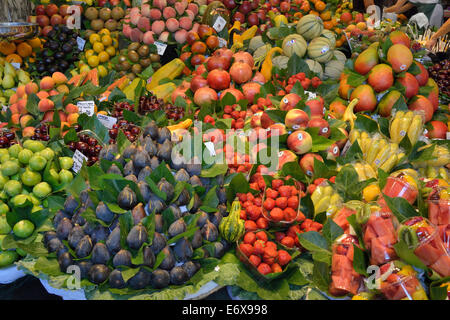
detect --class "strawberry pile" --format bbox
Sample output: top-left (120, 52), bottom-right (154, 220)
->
top-left (275, 72), bottom-right (323, 95)
top-left (239, 231), bottom-right (292, 275)
top-left (238, 192), bottom-right (269, 231)
top-left (275, 219), bottom-right (323, 249)
top-left (263, 178), bottom-right (301, 223)
top-left (223, 104), bottom-right (246, 130)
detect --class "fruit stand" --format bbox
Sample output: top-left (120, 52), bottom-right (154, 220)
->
top-left (0, 0), bottom-right (449, 301)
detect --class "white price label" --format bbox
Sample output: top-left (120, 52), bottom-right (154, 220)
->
top-left (11, 62), bottom-right (20, 70)
top-left (218, 37), bottom-right (227, 48)
top-left (97, 114), bottom-right (117, 129)
top-left (72, 149), bottom-right (88, 173)
top-left (305, 91), bottom-right (317, 101)
top-left (154, 41), bottom-right (167, 56)
top-left (204, 142), bottom-right (216, 156)
top-left (77, 37), bottom-right (86, 51)
top-left (447, 132), bottom-right (450, 140)
top-left (77, 101), bottom-right (95, 116)
top-left (212, 16), bottom-right (227, 32)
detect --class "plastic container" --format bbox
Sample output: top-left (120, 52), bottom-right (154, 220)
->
top-left (382, 176), bottom-right (418, 205)
top-left (380, 274), bottom-right (427, 300)
top-left (427, 187), bottom-right (450, 226)
top-left (363, 211), bottom-right (399, 265)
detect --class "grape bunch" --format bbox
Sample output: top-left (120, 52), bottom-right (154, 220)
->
top-left (67, 134), bottom-right (102, 166)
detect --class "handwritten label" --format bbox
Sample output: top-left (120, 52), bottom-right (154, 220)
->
top-left (154, 41), bottom-right (167, 56)
top-left (11, 62), bottom-right (20, 70)
top-left (97, 114), bottom-right (117, 129)
top-left (72, 149), bottom-right (88, 173)
top-left (77, 101), bottom-right (95, 116)
top-left (213, 16), bottom-right (227, 33)
top-left (77, 37), bottom-right (86, 51)
top-left (218, 37), bottom-right (227, 48)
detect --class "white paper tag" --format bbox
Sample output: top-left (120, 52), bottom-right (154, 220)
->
top-left (204, 142), bottom-right (216, 156)
top-left (77, 101), bottom-right (95, 116)
top-left (72, 149), bottom-right (88, 173)
top-left (213, 16), bottom-right (227, 33)
top-left (305, 91), bottom-right (317, 101)
top-left (446, 132), bottom-right (450, 140)
top-left (2, 105), bottom-right (7, 112)
top-left (77, 37), bottom-right (86, 51)
top-left (218, 37), bottom-right (227, 48)
top-left (154, 41), bottom-right (167, 55)
top-left (97, 114), bottom-right (117, 129)
top-left (11, 62), bottom-right (20, 70)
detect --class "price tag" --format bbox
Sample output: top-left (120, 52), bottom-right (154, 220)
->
top-left (304, 91), bottom-right (317, 101)
top-left (447, 132), bottom-right (450, 140)
top-left (212, 16), bottom-right (227, 33)
top-left (11, 62), bottom-right (20, 70)
top-left (154, 41), bottom-right (167, 56)
top-left (204, 142), bottom-right (216, 156)
top-left (77, 101), bottom-right (95, 116)
top-left (218, 37), bottom-right (227, 48)
top-left (72, 149), bottom-right (88, 173)
top-left (77, 37), bottom-right (86, 51)
top-left (97, 114), bottom-right (117, 129)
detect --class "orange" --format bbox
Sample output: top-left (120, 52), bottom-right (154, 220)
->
top-left (17, 42), bottom-right (32, 58)
top-left (324, 21), bottom-right (333, 29)
top-left (336, 39), bottom-right (344, 47)
top-left (320, 10), bottom-right (331, 21)
top-left (310, 10), bottom-right (319, 16)
top-left (315, 1), bottom-right (326, 12)
top-left (331, 17), bottom-right (338, 26)
top-left (0, 41), bottom-right (16, 55)
top-left (98, 51), bottom-right (110, 63)
top-left (6, 54), bottom-right (22, 64)
top-left (27, 38), bottom-right (41, 49)
top-left (334, 27), bottom-right (342, 35)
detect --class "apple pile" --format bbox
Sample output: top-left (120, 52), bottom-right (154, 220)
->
top-left (122, 0), bottom-right (201, 45)
top-left (34, 4), bottom-right (81, 37)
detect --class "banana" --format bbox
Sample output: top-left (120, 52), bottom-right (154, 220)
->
top-left (360, 137), bottom-right (371, 155)
top-left (404, 111), bottom-right (414, 120)
top-left (396, 152), bottom-right (405, 164)
top-left (354, 163), bottom-right (367, 181)
top-left (311, 189), bottom-right (323, 204)
top-left (372, 143), bottom-right (391, 168)
top-left (380, 154), bottom-right (398, 172)
top-left (393, 168), bottom-right (419, 179)
top-left (394, 111), bottom-right (405, 119)
top-left (364, 163), bottom-right (377, 178)
top-left (439, 168), bottom-right (449, 181)
top-left (390, 118), bottom-right (401, 143)
top-left (407, 115), bottom-right (423, 145)
top-left (366, 138), bottom-right (384, 164)
top-left (349, 129), bottom-right (360, 144)
top-left (398, 117), bottom-right (412, 142)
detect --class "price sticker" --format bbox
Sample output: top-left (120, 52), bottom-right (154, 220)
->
top-left (213, 16), bottom-right (227, 33)
top-left (218, 37), bottom-right (227, 48)
top-left (77, 101), bottom-right (95, 116)
top-left (154, 41), bottom-right (167, 56)
top-left (77, 37), bottom-right (86, 51)
top-left (97, 114), bottom-right (117, 129)
top-left (11, 62), bottom-right (20, 70)
top-left (304, 91), bottom-right (317, 101)
top-left (72, 149), bottom-right (88, 173)
top-left (204, 142), bottom-right (216, 156)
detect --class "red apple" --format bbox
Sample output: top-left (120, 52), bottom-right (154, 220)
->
top-left (284, 108), bottom-right (309, 130)
top-left (299, 153), bottom-right (323, 176)
top-left (287, 130), bottom-right (312, 154)
top-left (308, 117), bottom-right (330, 138)
top-left (306, 98), bottom-right (325, 117)
top-left (426, 120), bottom-right (447, 139)
top-left (280, 93), bottom-right (301, 111)
top-left (45, 4), bottom-right (59, 17)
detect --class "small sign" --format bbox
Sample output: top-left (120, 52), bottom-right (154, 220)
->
top-left (154, 41), bottom-right (167, 56)
top-left (77, 37), bottom-right (86, 51)
top-left (213, 16), bottom-right (227, 33)
top-left (11, 62), bottom-right (20, 70)
top-left (72, 149), bottom-right (88, 173)
top-left (97, 114), bottom-right (117, 129)
top-left (204, 142), bottom-right (216, 156)
top-left (218, 37), bottom-right (227, 48)
top-left (77, 101), bottom-right (95, 116)
top-left (2, 105), bottom-right (7, 112)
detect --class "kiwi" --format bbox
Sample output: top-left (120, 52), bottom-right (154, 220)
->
top-left (131, 64), bottom-right (142, 75)
top-left (128, 42), bottom-right (140, 52)
top-left (137, 45), bottom-right (150, 57)
top-left (150, 54), bottom-right (160, 62)
top-left (128, 50), bottom-right (139, 63)
top-left (85, 7), bottom-right (99, 20)
top-left (121, 61), bottom-right (131, 71)
top-left (139, 58), bottom-right (151, 68)
top-left (99, 8), bottom-right (112, 21)
top-left (111, 7), bottom-right (125, 20)
top-left (91, 19), bottom-right (104, 31)
top-left (118, 55), bottom-right (127, 64)
top-left (105, 19), bottom-right (118, 31)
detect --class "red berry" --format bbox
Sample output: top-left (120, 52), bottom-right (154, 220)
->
top-left (239, 243), bottom-right (254, 257)
top-left (257, 263), bottom-right (272, 275)
top-left (276, 197), bottom-right (288, 209)
top-left (271, 179), bottom-right (284, 189)
top-left (271, 263), bottom-right (283, 273)
top-left (254, 240), bottom-right (266, 255)
top-left (256, 217), bottom-right (269, 229)
top-left (256, 231), bottom-right (268, 242)
top-left (263, 198), bottom-right (276, 211)
top-left (278, 185), bottom-right (292, 198)
top-left (244, 220), bottom-right (257, 231)
top-left (287, 196), bottom-right (299, 209)
top-left (277, 250), bottom-right (291, 266)
top-left (269, 208), bottom-right (284, 221)
top-left (281, 236), bottom-right (295, 248)
top-left (248, 254), bottom-right (261, 267)
top-left (243, 232), bottom-right (256, 245)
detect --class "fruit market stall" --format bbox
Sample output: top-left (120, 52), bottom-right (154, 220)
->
top-left (0, 0), bottom-right (449, 301)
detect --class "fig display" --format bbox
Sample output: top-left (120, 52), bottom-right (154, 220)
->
top-left (174, 189), bottom-right (190, 207)
top-left (89, 264), bottom-right (111, 284)
top-left (173, 237), bottom-right (193, 262)
top-left (133, 149), bottom-right (151, 171)
top-left (157, 140), bottom-right (172, 162)
top-left (123, 144), bottom-right (138, 160)
top-left (189, 175), bottom-right (203, 187)
top-left (109, 269), bottom-right (127, 288)
top-left (118, 186), bottom-right (138, 210)
top-left (91, 243), bottom-right (111, 265)
top-left (170, 266), bottom-right (188, 285)
top-left (71, 211), bottom-right (86, 226)
top-left (53, 210), bottom-right (70, 228)
top-left (151, 269), bottom-right (170, 289)
top-left (216, 187), bottom-right (227, 204)
top-left (126, 224), bottom-right (148, 250)
top-left (159, 246), bottom-right (175, 270)
top-left (99, 144), bottom-right (118, 161)
top-left (150, 156), bottom-right (160, 170)
top-left (106, 227), bottom-right (121, 255)
top-left (196, 211), bottom-right (209, 228)
top-left (91, 226), bottom-right (110, 244)
top-left (201, 221), bottom-right (218, 242)
top-left (189, 193), bottom-right (202, 213)
top-left (213, 241), bottom-right (226, 258)
top-left (47, 237), bottom-right (64, 253)
top-left (68, 225), bottom-right (85, 249)
top-left (43, 231), bottom-right (58, 246)
top-left (168, 218), bottom-right (187, 238)
top-left (143, 138), bottom-right (157, 157)
top-left (112, 249), bottom-right (132, 267)
top-left (75, 235), bottom-right (93, 258)
top-left (143, 246), bottom-right (155, 267)
top-left (128, 268), bottom-right (151, 290)
top-left (150, 232), bottom-right (167, 254)
top-left (95, 202), bottom-right (115, 224)
top-left (56, 217), bottom-right (73, 240)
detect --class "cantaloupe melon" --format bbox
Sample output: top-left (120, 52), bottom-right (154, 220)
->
top-left (324, 60), bottom-right (345, 80)
top-left (333, 50), bottom-right (347, 64)
top-left (320, 29), bottom-right (336, 49)
top-left (305, 59), bottom-right (324, 79)
top-left (307, 37), bottom-right (333, 63)
top-left (282, 34), bottom-right (307, 58)
top-left (297, 14), bottom-right (324, 41)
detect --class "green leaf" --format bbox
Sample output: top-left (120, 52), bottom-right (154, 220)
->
top-left (377, 168), bottom-right (389, 189)
top-left (393, 241), bottom-right (428, 270)
top-left (298, 231), bottom-right (330, 252)
top-left (337, 140), bottom-right (363, 165)
top-left (382, 194), bottom-right (418, 222)
top-left (25, 93), bottom-right (39, 116)
top-left (344, 68), bottom-right (366, 87)
top-left (201, 186), bottom-right (219, 209)
top-left (116, 130), bottom-right (131, 155)
top-left (312, 260), bottom-right (330, 292)
top-left (201, 164), bottom-right (228, 178)
top-left (352, 244), bottom-right (368, 276)
top-left (322, 219), bottom-right (344, 245)
top-left (430, 278), bottom-right (450, 300)
top-left (313, 158), bottom-right (337, 180)
top-left (281, 160), bottom-right (308, 183)
top-left (150, 161), bottom-right (176, 186)
top-left (266, 109), bottom-right (287, 123)
top-left (34, 257), bottom-right (63, 277)
top-left (108, 87), bottom-right (127, 102)
top-left (306, 127), bottom-right (334, 153)
top-left (399, 135), bottom-right (412, 155)
top-left (123, 109), bottom-right (142, 126)
top-left (226, 173), bottom-right (250, 203)
top-left (407, 62), bottom-right (421, 76)
top-left (287, 53), bottom-right (311, 75)
top-left (354, 114), bottom-right (379, 133)
top-left (290, 81), bottom-right (304, 97)
top-left (145, 176), bottom-right (166, 201)
top-left (334, 165), bottom-right (361, 202)
top-left (66, 171), bottom-right (87, 199)
top-left (119, 212), bottom-right (133, 249)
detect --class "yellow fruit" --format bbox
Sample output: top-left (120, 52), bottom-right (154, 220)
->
top-left (85, 49), bottom-right (95, 59)
top-left (93, 42), bottom-right (104, 54)
top-left (80, 64), bottom-right (91, 73)
top-left (105, 46), bottom-right (116, 57)
top-left (101, 35), bottom-right (112, 47)
top-left (112, 38), bottom-right (119, 48)
top-left (89, 34), bottom-right (101, 45)
top-left (98, 51), bottom-right (110, 63)
top-left (412, 289), bottom-right (428, 300)
top-left (99, 28), bottom-right (110, 36)
top-left (98, 65), bottom-right (108, 78)
top-left (363, 184), bottom-right (380, 202)
top-left (87, 55), bottom-right (100, 67)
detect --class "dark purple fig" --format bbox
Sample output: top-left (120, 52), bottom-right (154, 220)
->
top-left (68, 225), bottom-right (85, 249)
top-left (96, 202), bottom-right (114, 224)
top-left (89, 264), bottom-right (110, 284)
top-left (157, 127), bottom-right (171, 144)
top-left (107, 164), bottom-right (122, 175)
top-left (43, 231), bottom-right (58, 247)
top-left (109, 269), bottom-right (126, 288)
top-left (148, 195), bottom-right (166, 214)
top-left (64, 195), bottom-right (79, 215)
top-left (173, 237), bottom-right (193, 262)
top-left (91, 243), bottom-right (111, 265)
top-left (156, 140), bottom-right (172, 162)
top-left (150, 156), bottom-right (160, 170)
top-left (132, 148), bottom-right (151, 171)
top-left (128, 268), bottom-right (151, 289)
top-left (201, 221), bottom-right (218, 242)
top-left (137, 181), bottom-right (151, 202)
top-left (47, 237), bottom-right (64, 253)
top-left (106, 227), bottom-right (121, 255)
top-left (143, 138), bottom-right (157, 157)
top-left (191, 229), bottom-right (202, 249)
top-left (143, 246), bottom-right (155, 267)
top-left (213, 241), bottom-right (225, 258)
top-left (125, 174), bottom-right (138, 184)
top-left (159, 246), bottom-right (175, 270)
top-left (77, 260), bottom-right (93, 279)
top-left (123, 160), bottom-right (136, 176)
top-left (75, 235), bottom-right (93, 258)
top-left (122, 144), bottom-right (138, 160)
top-left (218, 204), bottom-right (227, 217)
top-left (118, 186), bottom-right (138, 210)
top-left (137, 166), bottom-right (152, 182)
top-left (58, 252), bottom-right (73, 273)
top-left (131, 203), bottom-right (146, 225)
top-left (113, 249), bottom-right (132, 267)
top-left (209, 211), bottom-right (223, 227)
top-left (216, 187), bottom-right (227, 204)
top-left (174, 169), bottom-right (190, 182)
top-left (170, 152), bottom-right (185, 171)
top-left (168, 204), bottom-right (182, 220)
top-left (174, 189), bottom-right (190, 207)
top-left (157, 178), bottom-right (174, 201)
top-left (196, 211), bottom-right (209, 228)
top-left (151, 269), bottom-right (170, 289)
top-left (71, 211), bottom-right (86, 226)
top-left (182, 261), bottom-right (200, 279)
top-left (154, 214), bottom-right (164, 233)
top-left (189, 175), bottom-right (203, 187)
top-left (82, 221), bottom-right (96, 236)
top-left (186, 158), bottom-right (201, 176)
top-left (99, 144), bottom-right (118, 161)
top-left (143, 121), bottom-right (158, 140)
top-left (170, 266), bottom-right (188, 285)
top-left (168, 218), bottom-right (186, 238)
top-left (150, 232), bottom-right (166, 255)
top-left (91, 226), bottom-right (110, 244)
top-left (189, 193), bottom-right (202, 213)
top-left (126, 224), bottom-right (148, 250)
top-left (53, 210), bottom-right (70, 228)
top-left (56, 218), bottom-right (73, 240)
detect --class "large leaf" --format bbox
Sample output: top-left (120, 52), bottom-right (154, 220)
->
top-left (322, 219), bottom-right (344, 246)
top-left (382, 194), bottom-right (418, 222)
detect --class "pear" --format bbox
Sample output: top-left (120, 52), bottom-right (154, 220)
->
top-left (4, 89), bottom-right (15, 98)
top-left (4, 62), bottom-right (16, 78)
top-left (17, 69), bottom-right (30, 84)
top-left (2, 74), bottom-right (14, 89)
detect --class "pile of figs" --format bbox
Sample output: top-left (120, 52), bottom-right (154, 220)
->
top-left (43, 121), bottom-right (229, 290)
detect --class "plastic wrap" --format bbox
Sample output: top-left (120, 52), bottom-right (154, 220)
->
top-left (379, 175), bottom-right (418, 207)
top-left (310, 182), bottom-right (342, 218)
top-left (427, 187), bottom-right (450, 252)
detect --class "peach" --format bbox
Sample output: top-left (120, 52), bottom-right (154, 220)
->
top-left (36, 91), bottom-right (49, 100)
top-left (25, 82), bottom-right (39, 95)
top-left (67, 113), bottom-right (79, 125)
top-left (137, 16), bottom-right (151, 31)
top-left (65, 103), bottom-right (78, 113)
top-left (187, 3), bottom-right (198, 15)
top-left (17, 99), bottom-right (28, 114)
top-left (38, 98), bottom-right (55, 112)
top-left (285, 109), bottom-right (309, 130)
top-left (280, 93), bottom-right (301, 111)
top-left (49, 90), bottom-right (59, 96)
top-left (287, 130), bottom-right (312, 155)
top-left (11, 114), bottom-right (20, 125)
top-left (414, 61), bottom-right (429, 86)
top-left (151, 20), bottom-right (165, 35)
top-left (163, 7), bottom-right (176, 19)
top-left (57, 84), bottom-right (69, 94)
top-left (9, 103), bottom-right (19, 114)
top-left (130, 28), bottom-right (144, 42)
top-left (174, 29), bottom-right (187, 44)
top-left (40, 76), bottom-right (55, 91)
top-left (9, 94), bottom-right (18, 105)
top-left (166, 18), bottom-right (179, 32)
top-left (308, 117), bottom-right (330, 138)
top-left (16, 85), bottom-right (26, 98)
top-left (129, 7), bottom-right (140, 16)
top-left (22, 126), bottom-right (35, 137)
top-left (306, 98), bottom-right (325, 116)
top-left (143, 31), bottom-right (155, 44)
top-left (130, 13), bottom-right (142, 25)
top-left (123, 24), bottom-right (132, 38)
top-left (300, 153), bottom-right (323, 176)
top-left (159, 31), bottom-right (169, 42)
top-left (52, 72), bottom-right (68, 85)
top-left (185, 10), bottom-right (195, 21)
top-left (19, 114), bottom-right (33, 128)
top-left (277, 150), bottom-right (298, 171)
top-left (149, 8), bottom-right (162, 20)
top-left (268, 123), bottom-right (287, 137)
top-left (179, 16), bottom-right (192, 30)
top-left (141, 4), bottom-right (151, 17)
top-left (153, 0), bottom-right (167, 11)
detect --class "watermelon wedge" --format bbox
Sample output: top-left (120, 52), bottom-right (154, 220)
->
top-left (429, 255), bottom-right (450, 277)
top-left (329, 241), bottom-right (362, 297)
top-left (364, 213), bottom-right (398, 265)
top-left (333, 207), bottom-right (355, 234)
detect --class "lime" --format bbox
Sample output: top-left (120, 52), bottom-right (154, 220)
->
top-left (0, 154), bottom-right (10, 164)
top-left (13, 220), bottom-right (35, 238)
top-left (59, 169), bottom-right (73, 184)
top-left (32, 182), bottom-right (51, 198)
top-left (4, 180), bottom-right (22, 197)
top-left (39, 148), bottom-right (55, 161)
top-left (24, 140), bottom-right (45, 153)
top-left (8, 144), bottom-right (22, 158)
top-left (0, 216), bottom-right (11, 234)
top-left (28, 155), bottom-right (47, 171)
top-left (59, 157), bottom-right (74, 170)
top-left (0, 251), bottom-right (18, 268)
top-left (18, 149), bottom-right (33, 165)
top-left (1, 160), bottom-right (19, 176)
top-left (21, 169), bottom-right (41, 187)
top-left (0, 175), bottom-right (9, 189)
top-left (0, 203), bottom-right (8, 215)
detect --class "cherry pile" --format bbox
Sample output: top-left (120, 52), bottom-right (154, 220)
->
top-left (0, 129), bottom-right (17, 147)
top-left (108, 120), bottom-right (140, 144)
top-left (428, 60), bottom-right (450, 97)
top-left (111, 101), bottom-right (135, 118)
top-left (29, 124), bottom-right (50, 141)
top-left (139, 94), bottom-right (185, 121)
top-left (67, 134), bottom-right (102, 166)
top-left (284, 73), bottom-right (322, 94)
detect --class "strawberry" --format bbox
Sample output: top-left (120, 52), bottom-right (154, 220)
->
top-left (281, 236), bottom-right (295, 248)
top-left (244, 220), bottom-right (257, 232)
top-left (254, 240), bottom-right (266, 255)
top-left (240, 209), bottom-right (247, 220)
top-left (224, 105), bottom-right (233, 114)
top-left (204, 115), bottom-right (215, 125)
top-left (239, 243), bottom-right (254, 257)
top-left (249, 254), bottom-right (261, 267)
top-left (266, 188), bottom-right (279, 199)
top-left (270, 208), bottom-right (284, 221)
top-left (296, 72), bottom-right (306, 81)
top-left (253, 197), bottom-right (262, 207)
top-left (275, 232), bottom-right (285, 242)
top-left (300, 78), bottom-right (311, 90)
top-left (311, 76), bottom-right (322, 88)
top-left (247, 205), bottom-right (261, 220)
top-left (284, 207), bottom-right (297, 221)
top-left (256, 231), bottom-right (268, 242)
top-left (257, 263), bottom-right (272, 275)
top-left (271, 263), bottom-right (283, 273)
top-left (256, 217), bottom-right (269, 229)
top-left (277, 250), bottom-right (291, 266)
top-left (263, 247), bottom-right (278, 264)
top-left (272, 179), bottom-right (284, 189)
top-left (238, 193), bottom-right (247, 202)
top-left (243, 232), bottom-right (256, 245)
top-left (296, 210), bottom-right (306, 222)
top-left (266, 241), bottom-right (277, 251)
top-left (287, 196), bottom-right (299, 209)
top-left (278, 185), bottom-right (292, 198)
top-left (276, 197), bottom-right (288, 209)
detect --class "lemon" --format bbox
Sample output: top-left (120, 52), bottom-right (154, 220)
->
top-left (93, 42), bottom-right (104, 54)
top-left (98, 51), bottom-right (110, 63)
top-left (363, 184), bottom-right (380, 202)
top-left (89, 34), bottom-right (101, 44)
top-left (85, 49), bottom-right (95, 59)
top-left (87, 55), bottom-right (100, 68)
top-left (99, 28), bottom-right (110, 36)
top-left (98, 65), bottom-right (108, 78)
top-left (80, 64), bottom-right (91, 73)
top-left (101, 35), bottom-right (112, 47)
top-left (105, 46), bottom-right (116, 57)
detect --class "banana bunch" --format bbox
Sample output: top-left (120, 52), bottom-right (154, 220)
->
top-left (390, 111), bottom-right (423, 145)
top-left (413, 144), bottom-right (450, 168)
top-left (349, 130), bottom-right (404, 173)
top-left (338, 161), bottom-right (378, 181)
top-left (418, 166), bottom-right (449, 181)
top-left (311, 184), bottom-right (342, 218)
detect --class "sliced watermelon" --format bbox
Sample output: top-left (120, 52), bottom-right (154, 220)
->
top-left (371, 217), bottom-right (396, 238)
top-left (333, 207), bottom-right (355, 234)
top-left (429, 255), bottom-right (450, 277)
top-left (363, 225), bottom-right (377, 249)
top-left (414, 241), bottom-right (444, 265)
top-left (370, 237), bottom-right (397, 265)
top-left (332, 254), bottom-right (353, 272)
top-left (428, 202), bottom-right (440, 225)
top-left (346, 244), bottom-right (355, 261)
